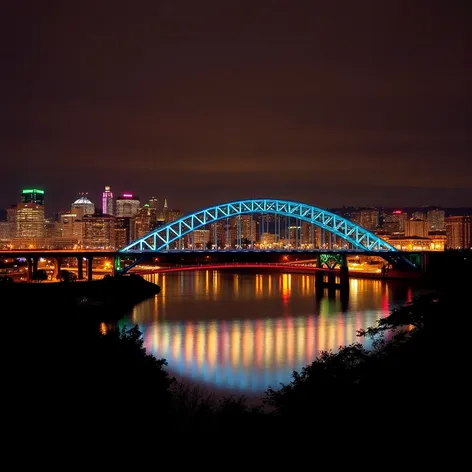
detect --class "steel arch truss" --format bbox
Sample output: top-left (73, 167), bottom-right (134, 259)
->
top-left (120, 199), bottom-right (397, 253)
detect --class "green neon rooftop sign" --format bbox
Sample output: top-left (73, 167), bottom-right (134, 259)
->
top-left (22, 188), bottom-right (44, 194)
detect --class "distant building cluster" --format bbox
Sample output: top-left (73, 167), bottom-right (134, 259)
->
top-left (336, 207), bottom-right (471, 251)
top-left (0, 187), bottom-right (182, 250)
top-left (0, 188), bottom-right (471, 251)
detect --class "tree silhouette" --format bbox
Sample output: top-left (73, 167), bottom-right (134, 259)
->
top-left (56, 269), bottom-right (77, 282)
top-left (32, 269), bottom-right (48, 282)
top-left (264, 292), bottom-right (445, 426)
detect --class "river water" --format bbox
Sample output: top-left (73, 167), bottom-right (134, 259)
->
top-left (117, 270), bottom-right (421, 401)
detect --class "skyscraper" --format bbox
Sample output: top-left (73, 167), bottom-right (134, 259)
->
top-left (102, 185), bottom-right (114, 215)
top-left (148, 197), bottom-right (158, 226)
top-left (114, 217), bottom-right (133, 248)
top-left (16, 204), bottom-right (45, 238)
top-left (351, 209), bottom-right (379, 231)
top-left (71, 194), bottom-right (95, 219)
top-left (16, 188), bottom-right (45, 238)
top-left (162, 198), bottom-right (169, 222)
top-left (134, 205), bottom-right (154, 239)
top-left (71, 194), bottom-right (95, 245)
top-left (59, 212), bottom-right (77, 238)
top-left (445, 216), bottom-right (472, 249)
top-left (21, 188), bottom-right (45, 205)
top-left (115, 194), bottom-right (140, 217)
top-left (82, 214), bottom-right (115, 249)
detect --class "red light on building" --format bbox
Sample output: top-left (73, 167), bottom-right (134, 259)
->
top-left (122, 193), bottom-right (133, 198)
top-left (393, 210), bottom-right (402, 214)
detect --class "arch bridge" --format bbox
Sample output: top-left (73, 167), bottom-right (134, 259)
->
top-left (121, 198), bottom-right (398, 254)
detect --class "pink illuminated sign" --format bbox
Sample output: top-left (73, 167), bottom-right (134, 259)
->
top-left (122, 193), bottom-right (133, 198)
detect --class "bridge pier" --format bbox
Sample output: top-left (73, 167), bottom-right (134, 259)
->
top-left (315, 270), bottom-right (332, 288)
top-left (314, 253), bottom-right (350, 291)
top-left (314, 269), bottom-right (350, 312)
top-left (53, 257), bottom-right (62, 280)
top-left (327, 271), bottom-right (336, 286)
top-left (86, 256), bottom-right (93, 282)
top-left (113, 255), bottom-right (121, 275)
top-left (339, 264), bottom-right (349, 286)
top-left (27, 256), bottom-right (38, 281)
top-left (77, 256), bottom-right (84, 280)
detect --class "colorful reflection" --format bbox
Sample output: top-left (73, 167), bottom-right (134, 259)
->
top-left (120, 270), bottom-right (418, 396)
top-left (135, 312), bottom-right (381, 393)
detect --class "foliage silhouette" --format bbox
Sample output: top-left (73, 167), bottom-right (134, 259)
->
top-left (56, 269), bottom-right (77, 282)
top-left (8, 275), bottom-right (459, 434)
top-left (264, 291), bottom-right (447, 426)
top-left (31, 269), bottom-right (48, 282)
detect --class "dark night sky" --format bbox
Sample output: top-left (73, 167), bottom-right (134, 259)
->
top-left (1, 0), bottom-right (470, 214)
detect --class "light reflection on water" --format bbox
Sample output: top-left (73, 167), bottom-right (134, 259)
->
top-left (118, 270), bottom-right (418, 397)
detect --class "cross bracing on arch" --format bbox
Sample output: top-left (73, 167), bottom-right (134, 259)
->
top-left (120, 199), bottom-right (397, 253)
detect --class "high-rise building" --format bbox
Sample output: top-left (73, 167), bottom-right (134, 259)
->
top-left (148, 197), bottom-right (158, 226)
top-left (0, 221), bottom-right (11, 241)
top-left (405, 218), bottom-right (428, 237)
top-left (7, 206), bottom-right (17, 224)
top-left (134, 205), bottom-right (153, 239)
top-left (114, 217), bottom-right (133, 249)
top-left (16, 203), bottom-right (45, 238)
top-left (71, 194), bottom-right (95, 219)
top-left (59, 212), bottom-right (77, 238)
top-left (161, 198), bottom-right (183, 224)
top-left (427, 209), bottom-right (445, 231)
top-left (167, 209), bottom-right (183, 223)
top-left (412, 211), bottom-right (425, 221)
top-left (351, 209), bottom-right (379, 231)
top-left (209, 220), bottom-right (226, 248)
top-left (45, 218), bottom-right (59, 238)
top-left (445, 216), bottom-right (472, 249)
top-left (21, 188), bottom-right (44, 205)
top-left (149, 197), bottom-right (159, 210)
top-left (161, 198), bottom-right (169, 222)
top-left (301, 221), bottom-right (317, 247)
top-left (189, 229), bottom-right (210, 248)
top-left (102, 186), bottom-right (114, 215)
top-left (240, 215), bottom-right (257, 245)
top-left (115, 194), bottom-right (140, 217)
top-left (6, 205), bottom-right (17, 238)
top-left (383, 210), bottom-right (407, 233)
top-left (82, 214), bottom-right (115, 249)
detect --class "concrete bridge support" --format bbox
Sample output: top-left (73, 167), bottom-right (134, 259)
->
top-left (86, 256), bottom-right (93, 282)
top-left (314, 253), bottom-right (350, 290)
top-left (77, 256), bottom-right (84, 280)
top-left (327, 271), bottom-right (336, 286)
top-left (27, 256), bottom-right (38, 281)
top-left (113, 255), bottom-right (121, 276)
top-left (315, 269), bottom-right (325, 289)
top-left (339, 264), bottom-right (349, 287)
top-left (53, 257), bottom-right (62, 280)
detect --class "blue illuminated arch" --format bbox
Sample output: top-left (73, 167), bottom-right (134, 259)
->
top-left (120, 199), bottom-right (397, 253)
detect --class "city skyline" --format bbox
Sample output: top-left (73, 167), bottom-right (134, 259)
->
top-left (3, 188), bottom-right (469, 253)
top-left (1, 184), bottom-right (471, 219)
top-left (1, 1), bottom-right (470, 212)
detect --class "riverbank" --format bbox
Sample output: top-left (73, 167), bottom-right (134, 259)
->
top-left (0, 274), bottom-right (160, 321)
